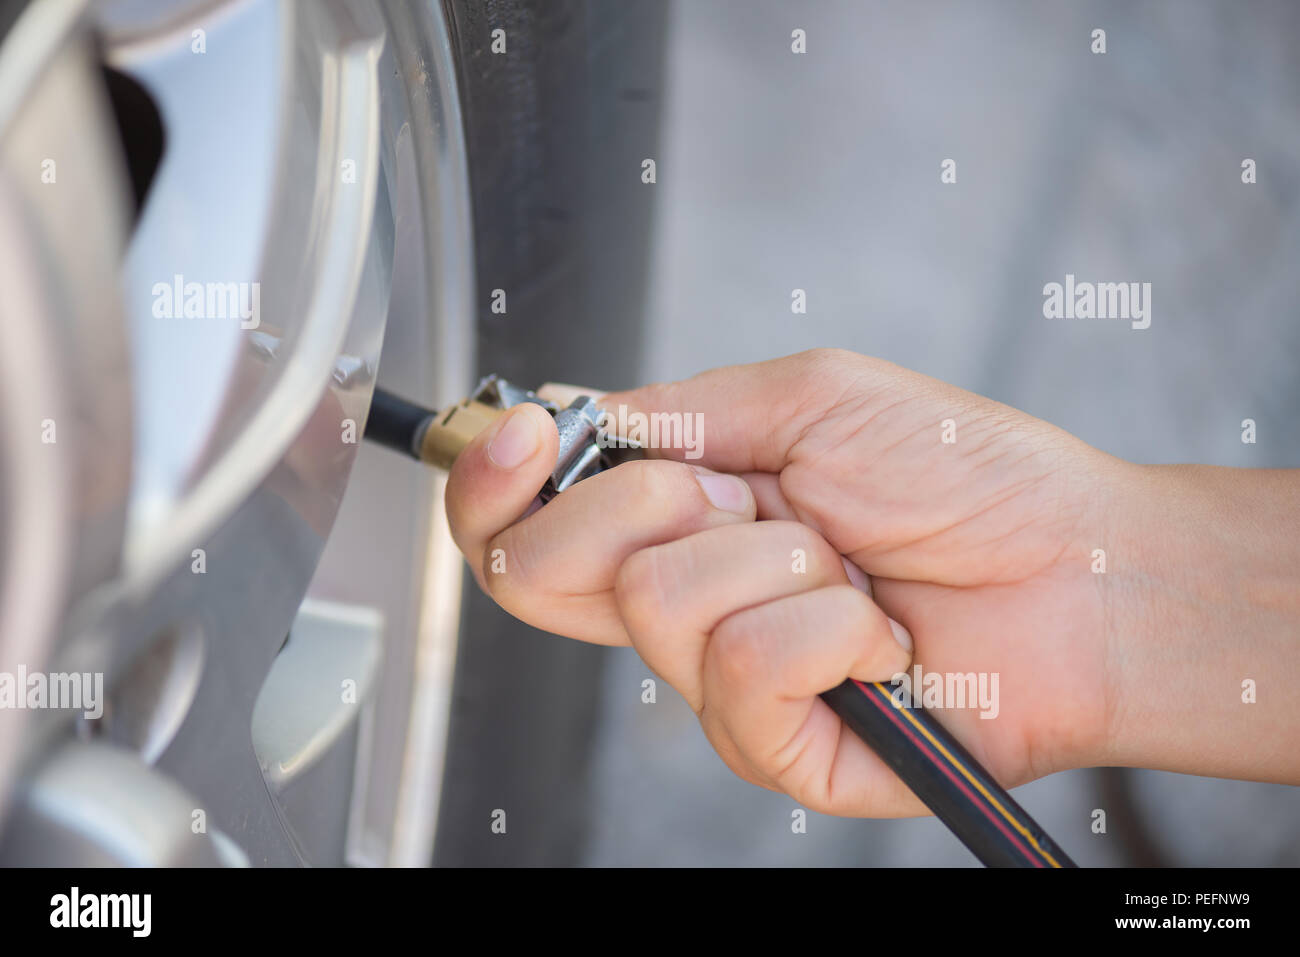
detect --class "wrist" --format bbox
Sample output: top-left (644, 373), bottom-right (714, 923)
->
top-left (1099, 462), bottom-right (1300, 782)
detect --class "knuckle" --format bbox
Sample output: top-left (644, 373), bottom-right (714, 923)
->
top-left (771, 520), bottom-right (841, 581)
top-left (478, 537), bottom-right (510, 604)
top-left (826, 585), bottom-right (907, 675)
top-left (625, 458), bottom-right (712, 523)
top-left (784, 775), bottom-right (834, 817)
top-left (479, 528), bottom-right (539, 610)
top-left (625, 457), bottom-right (681, 498)
top-left (787, 520), bottom-right (837, 565)
top-left (761, 735), bottom-right (834, 814)
top-left (614, 545), bottom-right (672, 638)
top-left (826, 583), bottom-right (881, 635)
top-left (709, 614), bottom-right (769, 691)
top-left (806, 346), bottom-right (854, 365)
top-left (478, 535), bottom-right (505, 597)
top-left (826, 582), bottom-right (874, 618)
top-left (801, 347), bottom-right (856, 378)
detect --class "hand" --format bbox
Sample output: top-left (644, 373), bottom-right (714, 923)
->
top-left (445, 350), bottom-right (1300, 816)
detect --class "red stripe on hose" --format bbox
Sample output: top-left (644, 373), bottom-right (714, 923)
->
top-left (851, 679), bottom-right (1043, 868)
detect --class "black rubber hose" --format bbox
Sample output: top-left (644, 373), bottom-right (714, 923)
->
top-left (364, 387), bottom-right (434, 459)
top-left (821, 679), bottom-right (1077, 867)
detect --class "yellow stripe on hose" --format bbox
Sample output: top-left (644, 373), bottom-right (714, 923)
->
top-left (869, 682), bottom-right (1064, 868)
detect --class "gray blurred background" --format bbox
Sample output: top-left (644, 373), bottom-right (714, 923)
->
top-left (580, 0), bottom-right (1300, 866)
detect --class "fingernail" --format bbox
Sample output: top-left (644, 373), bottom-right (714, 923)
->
top-left (487, 409), bottom-right (540, 469)
top-left (841, 557), bottom-right (873, 597)
top-left (887, 617), bottom-right (913, 654)
top-left (694, 472), bottom-right (751, 513)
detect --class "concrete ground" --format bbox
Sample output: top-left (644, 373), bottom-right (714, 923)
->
top-left (582, 0), bottom-right (1300, 866)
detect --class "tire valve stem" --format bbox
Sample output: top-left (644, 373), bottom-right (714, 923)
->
top-left (365, 375), bottom-right (643, 500)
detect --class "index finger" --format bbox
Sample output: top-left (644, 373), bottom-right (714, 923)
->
top-left (592, 350), bottom-right (897, 474)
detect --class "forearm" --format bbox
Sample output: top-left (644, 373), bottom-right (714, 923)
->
top-left (1101, 463), bottom-right (1300, 782)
